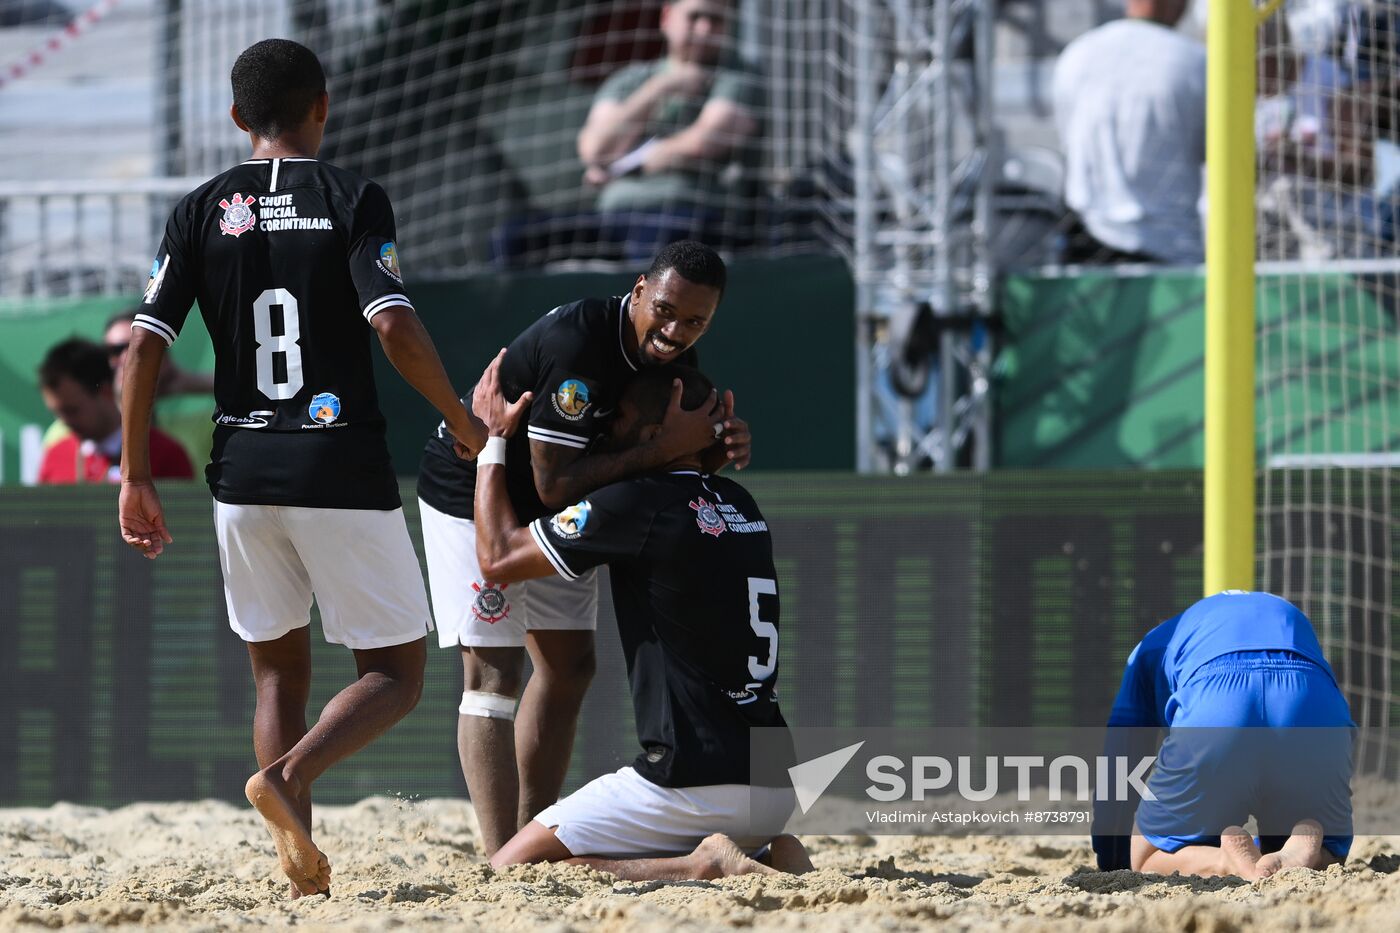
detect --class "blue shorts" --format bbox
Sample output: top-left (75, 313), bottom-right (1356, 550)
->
top-left (1136, 651), bottom-right (1354, 858)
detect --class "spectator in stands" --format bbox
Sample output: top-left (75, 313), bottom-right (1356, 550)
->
top-left (1256, 2), bottom-right (1398, 260)
top-left (41, 310), bottom-right (217, 468)
top-left (493, 0), bottom-right (762, 266)
top-left (1052, 0), bottom-right (1206, 264)
top-left (104, 310), bottom-right (217, 466)
top-left (37, 338), bottom-right (193, 485)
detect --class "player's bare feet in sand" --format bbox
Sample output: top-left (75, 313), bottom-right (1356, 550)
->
top-left (764, 834), bottom-right (815, 874)
top-left (1257, 820), bottom-right (1329, 877)
top-left (689, 834), bottom-right (779, 879)
top-left (1220, 825), bottom-right (1265, 880)
top-left (245, 769), bottom-right (332, 896)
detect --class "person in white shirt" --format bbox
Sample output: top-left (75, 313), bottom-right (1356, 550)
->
top-left (1053, 0), bottom-right (1206, 264)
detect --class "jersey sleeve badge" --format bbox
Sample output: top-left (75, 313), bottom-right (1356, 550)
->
top-left (142, 253), bottom-right (168, 303)
top-left (551, 379), bottom-right (592, 421)
top-left (550, 500), bottom-right (592, 539)
top-left (377, 241), bottom-right (403, 283)
top-left (218, 193), bottom-right (258, 237)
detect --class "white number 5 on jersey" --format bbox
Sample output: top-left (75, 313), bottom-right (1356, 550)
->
top-left (747, 576), bottom-right (778, 680)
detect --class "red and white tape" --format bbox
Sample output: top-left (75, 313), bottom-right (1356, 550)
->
top-left (0, 0), bottom-right (123, 90)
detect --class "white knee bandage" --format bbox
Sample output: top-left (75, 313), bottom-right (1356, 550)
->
top-left (460, 690), bottom-right (517, 720)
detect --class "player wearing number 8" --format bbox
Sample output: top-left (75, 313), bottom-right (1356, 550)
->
top-left (118, 39), bottom-right (485, 898)
top-left (473, 360), bottom-right (811, 879)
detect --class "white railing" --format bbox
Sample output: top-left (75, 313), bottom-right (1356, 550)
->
top-left (0, 177), bottom-right (204, 302)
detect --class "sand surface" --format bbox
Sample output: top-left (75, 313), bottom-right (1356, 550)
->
top-left (1, 798), bottom-right (1397, 931)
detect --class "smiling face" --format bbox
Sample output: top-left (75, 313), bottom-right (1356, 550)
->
top-left (628, 268), bottom-right (720, 367)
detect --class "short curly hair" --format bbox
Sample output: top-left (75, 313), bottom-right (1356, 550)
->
top-left (645, 240), bottom-right (727, 298)
top-left (231, 39), bottom-right (326, 138)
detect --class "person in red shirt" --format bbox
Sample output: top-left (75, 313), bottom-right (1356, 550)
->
top-left (38, 338), bottom-right (194, 484)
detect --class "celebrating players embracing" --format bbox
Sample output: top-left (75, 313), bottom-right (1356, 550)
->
top-left (472, 356), bottom-right (810, 878)
top-left (416, 240), bottom-right (752, 855)
top-left (118, 39), bottom-right (484, 897)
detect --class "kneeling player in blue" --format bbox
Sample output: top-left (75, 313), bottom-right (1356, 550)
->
top-left (468, 354), bottom-right (812, 880)
top-left (1092, 591), bottom-right (1354, 879)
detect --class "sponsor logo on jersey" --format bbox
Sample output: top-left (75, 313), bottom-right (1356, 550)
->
top-left (551, 379), bottom-right (591, 421)
top-left (717, 502), bottom-right (767, 533)
top-left (377, 241), bottom-right (403, 283)
top-left (216, 410), bottom-right (274, 429)
top-left (218, 193), bottom-right (258, 237)
top-left (308, 392), bottom-right (342, 425)
top-left (690, 497), bottom-right (726, 537)
top-left (143, 254), bottom-right (168, 303)
top-left (256, 193), bottom-right (333, 231)
top-left (549, 500), bottom-right (591, 539)
top-left (725, 685), bottom-right (760, 705)
top-left (470, 581), bottom-right (511, 623)
top-left (591, 407), bottom-right (615, 419)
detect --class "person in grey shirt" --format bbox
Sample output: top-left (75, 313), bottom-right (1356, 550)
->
top-left (574, 0), bottom-right (761, 253)
top-left (1053, 0), bottom-right (1206, 264)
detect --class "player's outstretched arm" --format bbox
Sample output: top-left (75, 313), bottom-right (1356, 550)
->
top-left (473, 350), bottom-right (555, 583)
top-left (370, 306), bottom-right (486, 458)
top-left (528, 380), bottom-right (722, 510)
top-left (119, 326), bottom-right (174, 559)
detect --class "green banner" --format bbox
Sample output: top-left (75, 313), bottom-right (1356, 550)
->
top-left (996, 270), bottom-right (1400, 467)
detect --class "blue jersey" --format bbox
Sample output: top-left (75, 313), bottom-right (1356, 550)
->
top-left (1107, 591), bottom-right (1335, 728)
top-left (1094, 592), bottom-right (1350, 870)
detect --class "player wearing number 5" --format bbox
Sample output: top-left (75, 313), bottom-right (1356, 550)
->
top-left (472, 357), bottom-right (811, 879)
top-left (118, 39), bottom-right (484, 898)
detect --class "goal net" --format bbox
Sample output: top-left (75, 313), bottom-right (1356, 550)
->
top-left (1254, 0), bottom-right (1399, 753)
top-left (0, 0), bottom-right (857, 292)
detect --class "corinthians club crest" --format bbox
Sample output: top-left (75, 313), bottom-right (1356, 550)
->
top-left (470, 582), bottom-right (511, 624)
top-left (219, 193), bottom-right (258, 237)
top-left (690, 497), bottom-right (726, 537)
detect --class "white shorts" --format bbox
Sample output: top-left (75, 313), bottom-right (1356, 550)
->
top-left (214, 501), bottom-right (433, 650)
top-left (418, 498), bottom-right (598, 649)
top-left (534, 766), bottom-right (797, 858)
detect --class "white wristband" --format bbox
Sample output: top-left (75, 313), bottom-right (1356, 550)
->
top-left (478, 435), bottom-right (507, 466)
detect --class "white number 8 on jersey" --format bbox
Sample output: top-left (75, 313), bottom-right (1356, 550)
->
top-left (252, 287), bottom-right (304, 400)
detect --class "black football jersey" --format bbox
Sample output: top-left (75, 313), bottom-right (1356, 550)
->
top-left (135, 158), bottom-right (409, 509)
top-left (529, 470), bottom-right (791, 787)
top-left (416, 294), bottom-right (696, 522)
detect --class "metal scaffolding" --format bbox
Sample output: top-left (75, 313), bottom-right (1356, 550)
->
top-left (852, 0), bottom-right (999, 474)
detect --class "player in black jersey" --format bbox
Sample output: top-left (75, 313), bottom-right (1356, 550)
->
top-left (417, 241), bottom-right (752, 855)
top-left (467, 357), bottom-right (811, 879)
top-left (118, 40), bottom-right (484, 898)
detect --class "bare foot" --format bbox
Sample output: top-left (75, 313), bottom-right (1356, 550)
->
top-left (764, 835), bottom-right (815, 874)
top-left (1220, 825), bottom-right (1265, 880)
top-left (245, 769), bottom-right (331, 896)
top-left (1258, 820), bottom-right (1327, 877)
top-left (690, 834), bottom-right (779, 879)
